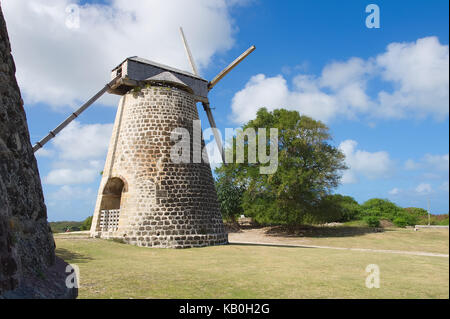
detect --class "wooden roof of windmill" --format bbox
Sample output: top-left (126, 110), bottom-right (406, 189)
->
top-left (108, 56), bottom-right (209, 101)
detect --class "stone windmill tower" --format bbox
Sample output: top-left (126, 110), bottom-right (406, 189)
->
top-left (33, 28), bottom-right (255, 248)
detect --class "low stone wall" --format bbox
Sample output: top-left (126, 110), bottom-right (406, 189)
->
top-left (415, 225), bottom-right (449, 229)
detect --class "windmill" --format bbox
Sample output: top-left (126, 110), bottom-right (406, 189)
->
top-left (32, 28), bottom-right (255, 248)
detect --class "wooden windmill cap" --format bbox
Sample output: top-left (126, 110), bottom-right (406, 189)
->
top-left (109, 56), bottom-right (208, 102)
top-left (144, 71), bottom-right (194, 94)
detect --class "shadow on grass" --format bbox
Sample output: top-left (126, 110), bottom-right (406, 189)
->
top-left (55, 247), bottom-right (94, 264)
top-left (265, 225), bottom-right (387, 238)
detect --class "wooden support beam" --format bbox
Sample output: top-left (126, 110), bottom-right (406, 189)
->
top-left (202, 102), bottom-right (225, 164)
top-left (208, 45), bottom-right (255, 90)
top-left (179, 27), bottom-right (199, 76)
top-left (32, 75), bottom-right (121, 153)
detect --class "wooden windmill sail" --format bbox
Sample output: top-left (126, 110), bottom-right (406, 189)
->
top-left (33, 28), bottom-right (255, 248)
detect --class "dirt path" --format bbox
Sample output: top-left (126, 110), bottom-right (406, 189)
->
top-left (228, 228), bottom-right (449, 258)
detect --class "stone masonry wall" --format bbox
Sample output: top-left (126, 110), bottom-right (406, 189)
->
top-left (91, 85), bottom-right (228, 248)
top-left (0, 5), bottom-right (76, 298)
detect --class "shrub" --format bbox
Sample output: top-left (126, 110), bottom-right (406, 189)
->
top-left (393, 217), bottom-right (408, 228)
top-left (364, 216), bottom-right (380, 228)
top-left (404, 207), bottom-right (428, 218)
top-left (417, 214), bottom-right (449, 226)
top-left (49, 221), bottom-right (83, 233)
top-left (80, 216), bottom-right (93, 231)
top-left (308, 194), bottom-right (361, 224)
top-left (392, 211), bottom-right (418, 227)
top-left (437, 216), bottom-right (449, 225)
top-left (323, 195), bottom-right (361, 222)
top-left (360, 198), bottom-right (403, 221)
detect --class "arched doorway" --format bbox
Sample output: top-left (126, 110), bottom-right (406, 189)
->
top-left (99, 177), bottom-right (127, 231)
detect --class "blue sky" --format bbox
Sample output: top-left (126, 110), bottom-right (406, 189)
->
top-left (2, 0), bottom-right (448, 221)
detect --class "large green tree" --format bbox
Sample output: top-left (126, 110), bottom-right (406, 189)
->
top-left (215, 108), bottom-right (347, 225)
top-left (215, 178), bottom-right (244, 222)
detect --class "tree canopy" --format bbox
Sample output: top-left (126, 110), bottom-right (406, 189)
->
top-left (215, 108), bottom-right (347, 225)
top-left (215, 178), bottom-right (244, 222)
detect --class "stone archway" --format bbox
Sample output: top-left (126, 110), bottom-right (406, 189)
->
top-left (101, 177), bottom-right (126, 209)
top-left (98, 177), bottom-right (127, 232)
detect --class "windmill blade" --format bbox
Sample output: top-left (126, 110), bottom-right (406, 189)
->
top-left (202, 102), bottom-right (225, 164)
top-left (208, 45), bottom-right (255, 90)
top-left (179, 27), bottom-right (199, 76)
top-left (32, 75), bottom-right (121, 153)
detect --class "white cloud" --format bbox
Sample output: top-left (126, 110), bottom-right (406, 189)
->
top-left (45, 159), bottom-right (104, 185)
top-left (320, 57), bottom-right (372, 92)
top-left (230, 36), bottom-right (448, 124)
top-left (404, 159), bottom-right (419, 170)
top-left (47, 185), bottom-right (95, 201)
top-left (232, 74), bottom-right (292, 123)
top-left (401, 154), bottom-right (448, 199)
top-left (376, 37), bottom-right (449, 119)
top-left (404, 153), bottom-right (449, 172)
top-left (43, 121), bottom-right (111, 185)
top-left (389, 188), bottom-right (400, 195)
top-left (45, 167), bottom-right (100, 185)
top-left (415, 183), bottom-right (433, 195)
top-left (51, 121), bottom-right (113, 160)
top-left (421, 173), bottom-right (443, 180)
top-left (2, 0), bottom-right (239, 108)
top-left (230, 73), bottom-right (343, 124)
top-left (423, 154), bottom-right (449, 172)
top-left (281, 62), bottom-right (309, 75)
top-left (225, 0), bottom-right (255, 6)
top-left (339, 140), bottom-right (393, 184)
top-left (34, 148), bottom-right (55, 158)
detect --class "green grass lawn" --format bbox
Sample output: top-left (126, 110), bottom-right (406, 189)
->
top-left (55, 234), bottom-right (449, 299)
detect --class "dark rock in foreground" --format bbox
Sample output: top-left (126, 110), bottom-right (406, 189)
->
top-left (0, 4), bottom-right (76, 299)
